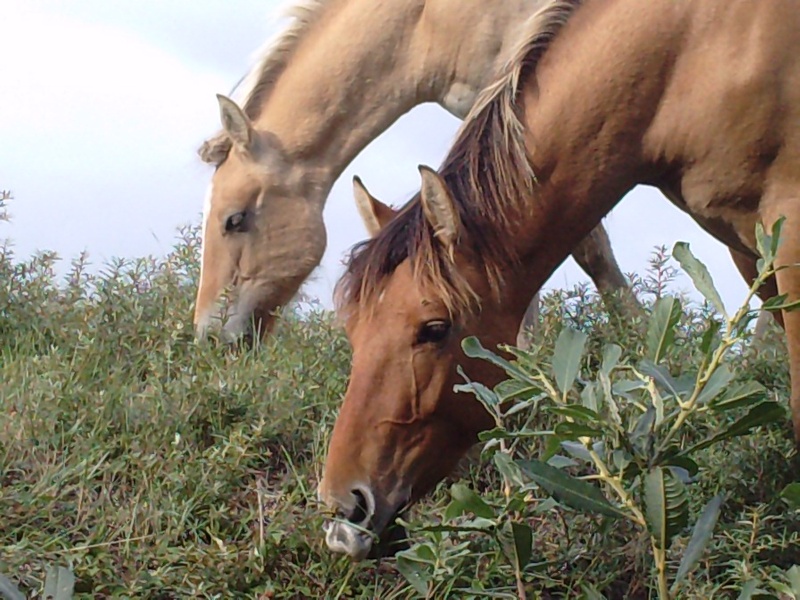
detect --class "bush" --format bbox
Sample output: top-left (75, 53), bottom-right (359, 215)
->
top-left (0, 223), bottom-right (797, 599)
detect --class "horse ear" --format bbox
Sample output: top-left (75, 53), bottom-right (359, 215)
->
top-left (418, 165), bottom-right (459, 250)
top-left (216, 94), bottom-right (254, 154)
top-left (353, 176), bottom-right (397, 237)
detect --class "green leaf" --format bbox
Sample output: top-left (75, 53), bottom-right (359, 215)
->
top-left (672, 495), bottom-right (723, 591)
top-left (495, 379), bottom-right (540, 403)
top-left (736, 579), bottom-right (761, 600)
top-left (444, 499), bottom-right (464, 522)
top-left (709, 381), bottom-right (766, 412)
top-left (552, 327), bottom-right (588, 398)
top-left (450, 483), bottom-right (495, 519)
top-left (696, 365), bottom-right (735, 406)
top-left (639, 360), bottom-right (683, 399)
top-left (458, 517), bottom-right (496, 530)
top-left (601, 344), bottom-right (622, 377)
top-left (462, 337), bottom-right (536, 385)
top-left (519, 460), bottom-right (625, 518)
top-left (755, 216), bottom-right (784, 263)
top-left (761, 296), bottom-right (800, 313)
top-left (582, 380), bottom-right (600, 413)
top-left (548, 455), bottom-right (579, 469)
top-left (561, 440), bottom-right (594, 462)
top-left (580, 582), bottom-right (607, 600)
top-left (684, 400), bottom-right (784, 455)
top-left (673, 242), bottom-right (728, 318)
top-left (542, 434), bottom-right (564, 462)
top-left (630, 406), bottom-right (655, 458)
top-left (720, 400), bottom-right (785, 438)
top-left (454, 369), bottom-right (500, 410)
top-left (781, 482), bottom-right (800, 510)
top-left (787, 565), bottom-right (800, 595)
top-left (700, 319), bottom-right (722, 358)
top-left (644, 466), bottom-right (689, 550)
top-left (43, 566), bottom-right (75, 600)
top-left (646, 296), bottom-right (681, 363)
top-left (662, 455), bottom-right (699, 477)
top-left (478, 427), bottom-right (550, 442)
top-left (478, 427), bottom-right (514, 442)
top-left (554, 421), bottom-right (603, 440)
top-left (0, 573), bottom-right (26, 600)
top-left (494, 452), bottom-right (525, 489)
top-left (510, 522), bottom-right (533, 571)
top-left (395, 552), bottom-right (432, 596)
top-left (546, 404), bottom-right (601, 423)
top-left (504, 393), bottom-right (546, 417)
top-left (613, 379), bottom-right (647, 397)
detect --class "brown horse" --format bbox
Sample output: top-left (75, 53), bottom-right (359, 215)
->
top-left (319, 0), bottom-right (800, 559)
top-left (193, 0), bottom-right (630, 342)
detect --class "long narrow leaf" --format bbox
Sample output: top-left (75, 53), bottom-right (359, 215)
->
top-left (644, 467), bottom-right (689, 550)
top-left (781, 483), bottom-right (800, 510)
top-left (519, 460), bottom-right (624, 518)
top-left (673, 242), bottom-right (728, 318)
top-left (696, 365), bottom-right (734, 406)
top-left (552, 328), bottom-right (588, 398)
top-left (510, 522), bottom-right (533, 571)
top-left (709, 381), bottom-right (766, 412)
top-left (646, 297), bottom-right (681, 363)
top-left (0, 574), bottom-right (26, 600)
top-left (43, 566), bottom-right (75, 600)
top-left (601, 344), bottom-right (623, 377)
top-left (462, 337), bottom-right (536, 384)
top-left (683, 401), bottom-right (784, 455)
top-left (672, 495), bottom-right (723, 592)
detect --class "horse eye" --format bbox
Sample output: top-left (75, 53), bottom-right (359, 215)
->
top-left (416, 319), bottom-right (451, 345)
top-left (224, 211), bottom-right (248, 233)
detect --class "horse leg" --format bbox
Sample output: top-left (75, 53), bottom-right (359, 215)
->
top-left (571, 223), bottom-right (641, 323)
top-left (759, 200), bottom-right (800, 449)
top-left (571, 223), bottom-right (627, 294)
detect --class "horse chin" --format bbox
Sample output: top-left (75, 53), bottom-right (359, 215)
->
top-left (323, 511), bottom-right (409, 561)
top-left (323, 521), bottom-right (374, 561)
top-left (368, 519), bottom-right (409, 559)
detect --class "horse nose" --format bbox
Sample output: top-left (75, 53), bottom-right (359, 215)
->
top-left (345, 487), bottom-right (373, 527)
top-left (321, 482), bottom-right (375, 527)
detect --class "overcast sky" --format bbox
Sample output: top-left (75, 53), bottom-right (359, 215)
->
top-left (0, 0), bottom-right (756, 314)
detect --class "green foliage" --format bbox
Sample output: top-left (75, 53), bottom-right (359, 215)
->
top-left (1, 224), bottom-right (797, 599)
top-left (397, 223), bottom-right (799, 599)
top-left (0, 190), bottom-right (10, 222)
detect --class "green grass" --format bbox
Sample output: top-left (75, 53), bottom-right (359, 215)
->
top-left (1, 229), bottom-right (798, 599)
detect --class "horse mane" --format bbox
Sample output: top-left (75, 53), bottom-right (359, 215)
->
top-left (335, 0), bottom-right (583, 321)
top-left (198, 0), bottom-right (331, 164)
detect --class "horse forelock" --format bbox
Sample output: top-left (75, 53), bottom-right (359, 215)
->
top-left (198, 0), bottom-right (332, 165)
top-left (335, 0), bottom-right (583, 321)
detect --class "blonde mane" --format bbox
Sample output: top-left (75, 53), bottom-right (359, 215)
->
top-left (335, 0), bottom-right (583, 320)
top-left (199, 0), bottom-right (332, 164)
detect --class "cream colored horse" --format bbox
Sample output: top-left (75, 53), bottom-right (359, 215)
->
top-left (194, 0), bottom-right (629, 341)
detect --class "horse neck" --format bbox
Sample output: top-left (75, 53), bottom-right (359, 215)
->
top-left (250, 0), bottom-right (543, 197)
top-left (488, 0), bottom-right (682, 308)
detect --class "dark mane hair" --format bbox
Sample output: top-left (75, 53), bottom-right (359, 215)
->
top-left (335, 0), bottom-right (583, 320)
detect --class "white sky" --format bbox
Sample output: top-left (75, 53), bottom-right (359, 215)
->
top-left (0, 1), bottom-right (756, 314)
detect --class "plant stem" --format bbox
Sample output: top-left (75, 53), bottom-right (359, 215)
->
top-left (588, 448), bottom-right (646, 526)
top-left (516, 569), bottom-right (527, 600)
top-left (651, 541), bottom-right (670, 600)
top-left (656, 268), bottom-right (771, 455)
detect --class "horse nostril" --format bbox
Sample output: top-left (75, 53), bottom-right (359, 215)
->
top-left (349, 488), bottom-right (370, 526)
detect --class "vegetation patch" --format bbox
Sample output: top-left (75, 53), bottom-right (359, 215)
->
top-left (1, 223), bottom-right (797, 598)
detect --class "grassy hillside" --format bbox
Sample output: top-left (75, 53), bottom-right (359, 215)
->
top-left (0, 227), bottom-right (798, 599)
